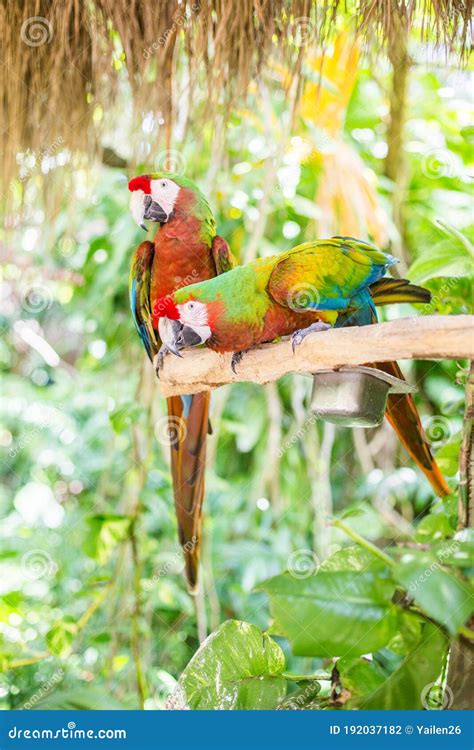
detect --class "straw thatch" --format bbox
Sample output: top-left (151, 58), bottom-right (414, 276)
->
top-left (2, 0), bottom-right (472, 186)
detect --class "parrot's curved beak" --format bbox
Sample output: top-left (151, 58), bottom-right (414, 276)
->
top-left (158, 316), bottom-right (208, 356)
top-left (143, 194), bottom-right (169, 224)
top-left (175, 325), bottom-right (207, 349)
top-left (130, 192), bottom-right (169, 230)
top-left (158, 317), bottom-right (186, 358)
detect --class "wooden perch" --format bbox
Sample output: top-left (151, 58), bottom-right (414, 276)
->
top-left (157, 315), bottom-right (474, 397)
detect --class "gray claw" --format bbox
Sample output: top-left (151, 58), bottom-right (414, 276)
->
top-left (231, 351), bottom-right (245, 374)
top-left (155, 345), bottom-right (170, 379)
top-left (291, 322), bottom-right (331, 353)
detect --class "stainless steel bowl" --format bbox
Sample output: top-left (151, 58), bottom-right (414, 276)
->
top-left (310, 366), bottom-right (416, 428)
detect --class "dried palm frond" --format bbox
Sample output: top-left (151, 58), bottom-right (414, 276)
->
top-left (2, 0), bottom-right (471, 189)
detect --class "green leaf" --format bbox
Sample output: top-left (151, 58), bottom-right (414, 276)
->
top-left (338, 657), bottom-right (387, 700)
top-left (433, 539), bottom-right (474, 569)
top-left (109, 403), bottom-right (144, 433)
top-left (84, 514), bottom-right (132, 565)
top-left (277, 680), bottom-right (322, 710)
top-left (46, 617), bottom-right (77, 657)
top-left (394, 553), bottom-right (474, 635)
top-left (408, 245), bottom-right (472, 283)
top-left (320, 545), bottom-right (377, 571)
top-left (415, 513), bottom-right (456, 543)
top-left (174, 620), bottom-right (286, 710)
top-left (349, 623), bottom-right (448, 709)
top-left (261, 567), bottom-right (399, 658)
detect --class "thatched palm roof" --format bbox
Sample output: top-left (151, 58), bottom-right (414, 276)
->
top-left (2, 0), bottom-right (471, 186)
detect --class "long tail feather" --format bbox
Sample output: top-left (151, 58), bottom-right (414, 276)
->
top-left (370, 278), bottom-right (431, 306)
top-left (167, 392), bottom-right (210, 592)
top-left (372, 360), bottom-right (451, 497)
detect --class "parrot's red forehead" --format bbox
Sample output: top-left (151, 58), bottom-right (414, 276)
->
top-left (153, 296), bottom-right (179, 326)
top-left (128, 176), bottom-right (151, 194)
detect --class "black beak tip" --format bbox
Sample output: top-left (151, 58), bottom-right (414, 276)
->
top-left (140, 223), bottom-right (148, 232)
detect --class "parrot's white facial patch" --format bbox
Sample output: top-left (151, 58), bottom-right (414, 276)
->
top-left (158, 316), bottom-right (179, 349)
top-left (177, 301), bottom-right (211, 342)
top-left (150, 178), bottom-right (180, 219)
top-left (130, 189), bottom-right (146, 227)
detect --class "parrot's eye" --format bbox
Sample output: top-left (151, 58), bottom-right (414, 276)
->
top-left (160, 180), bottom-right (167, 188)
top-left (188, 302), bottom-right (195, 310)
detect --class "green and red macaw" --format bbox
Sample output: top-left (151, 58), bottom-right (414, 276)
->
top-left (128, 173), bottom-right (236, 591)
top-left (154, 236), bottom-right (450, 497)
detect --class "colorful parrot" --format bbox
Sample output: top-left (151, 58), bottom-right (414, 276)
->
top-left (128, 173), bottom-right (236, 591)
top-left (153, 236), bottom-right (450, 497)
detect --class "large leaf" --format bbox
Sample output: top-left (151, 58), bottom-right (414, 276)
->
top-left (394, 554), bottom-right (474, 635)
top-left (261, 566), bottom-right (399, 658)
top-left (172, 620), bottom-right (286, 710)
top-left (408, 244), bottom-right (472, 283)
top-left (350, 623), bottom-right (448, 709)
top-left (84, 514), bottom-right (132, 565)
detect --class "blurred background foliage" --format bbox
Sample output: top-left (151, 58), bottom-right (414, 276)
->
top-left (1, 18), bottom-right (473, 711)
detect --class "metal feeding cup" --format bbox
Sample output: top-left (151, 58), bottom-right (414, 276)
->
top-left (310, 365), bottom-right (416, 428)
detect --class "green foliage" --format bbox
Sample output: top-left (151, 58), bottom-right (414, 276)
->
top-left (261, 566), bottom-right (399, 658)
top-left (84, 515), bottom-right (133, 565)
top-left (174, 620), bottom-right (286, 709)
top-left (348, 623), bottom-right (448, 709)
top-left (1, 50), bottom-right (472, 712)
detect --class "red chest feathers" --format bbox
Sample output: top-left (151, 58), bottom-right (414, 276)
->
top-left (150, 219), bottom-right (215, 305)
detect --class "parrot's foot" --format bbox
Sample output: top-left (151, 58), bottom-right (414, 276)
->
top-left (155, 344), bottom-right (182, 379)
top-left (291, 321), bottom-right (332, 353)
top-left (231, 350), bottom-right (249, 374)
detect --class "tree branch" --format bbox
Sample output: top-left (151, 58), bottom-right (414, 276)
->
top-left (157, 315), bottom-right (474, 397)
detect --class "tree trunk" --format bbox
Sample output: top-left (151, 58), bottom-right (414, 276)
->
top-left (384, 10), bottom-right (411, 270)
top-left (447, 361), bottom-right (474, 709)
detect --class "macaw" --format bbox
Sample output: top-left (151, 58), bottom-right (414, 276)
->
top-left (128, 172), bottom-right (236, 592)
top-left (154, 236), bottom-right (450, 497)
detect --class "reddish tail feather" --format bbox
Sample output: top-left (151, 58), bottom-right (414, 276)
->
top-left (374, 360), bottom-right (451, 497)
top-left (166, 393), bottom-right (210, 592)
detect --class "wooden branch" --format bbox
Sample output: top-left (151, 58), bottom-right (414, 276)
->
top-left (157, 315), bottom-right (474, 397)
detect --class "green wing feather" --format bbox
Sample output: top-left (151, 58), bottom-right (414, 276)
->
top-left (129, 241), bottom-right (159, 361)
top-left (267, 237), bottom-right (397, 312)
top-left (211, 234), bottom-right (237, 275)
